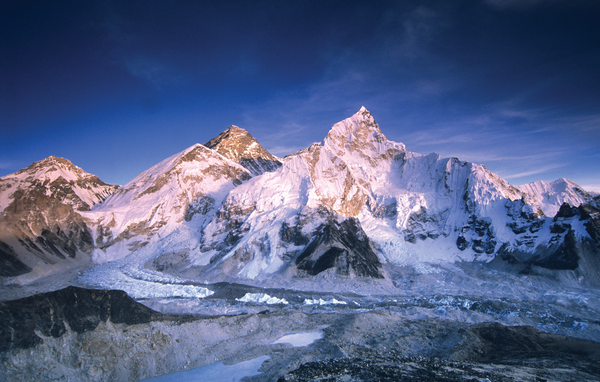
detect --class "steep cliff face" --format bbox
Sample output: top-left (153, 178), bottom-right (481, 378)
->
top-left (497, 197), bottom-right (600, 280)
top-left (0, 157), bottom-right (117, 277)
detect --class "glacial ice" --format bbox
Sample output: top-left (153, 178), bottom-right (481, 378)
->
top-left (304, 298), bottom-right (347, 305)
top-left (236, 293), bottom-right (289, 305)
top-left (77, 264), bottom-right (214, 299)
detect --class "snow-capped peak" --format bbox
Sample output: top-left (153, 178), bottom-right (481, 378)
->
top-left (321, 106), bottom-right (405, 166)
top-left (324, 106), bottom-right (385, 145)
top-left (0, 156), bottom-right (118, 212)
top-left (14, 155), bottom-right (90, 183)
top-left (204, 125), bottom-right (275, 162)
top-left (516, 177), bottom-right (592, 217)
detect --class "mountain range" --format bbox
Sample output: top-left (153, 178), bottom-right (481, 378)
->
top-left (1, 107), bottom-right (599, 287)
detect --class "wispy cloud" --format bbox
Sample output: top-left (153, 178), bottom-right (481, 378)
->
top-left (99, 4), bottom-right (185, 90)
top-left (124, 57), bottom-right (183, 89)
top-left (581, 184), bottom-right (600, 193)
top-left (398, 6), bottom-right (439, 59)
top-left (484, 0), bottom-right (548, 9)
top-left (445, 150), bottom-right (564, 164)
top-left (501, 164), bottom-right (567, 180)
top-left (0, 161), bottom-right (14, 170)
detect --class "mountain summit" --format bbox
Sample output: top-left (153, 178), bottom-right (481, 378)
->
top-left (1, 155), bottom-right (117, 212)
top-left (204, 125), bottom-right (282, 176)
top-left (323, 107), bottom-right (405, 166)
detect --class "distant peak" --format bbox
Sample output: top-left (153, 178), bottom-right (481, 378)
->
top-left (26, 155), bottom-right (78, 172)
top-left (357, 106), bottom-right (369, 114)
top-left (203, 125), bottom-right (280, 172)
top-left (10, 155), bottom-right (113, 188)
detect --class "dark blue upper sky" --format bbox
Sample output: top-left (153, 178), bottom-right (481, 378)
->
top-left (2, 0), bottom-right (599, 191)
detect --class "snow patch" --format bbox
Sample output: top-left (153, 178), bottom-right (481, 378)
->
top-left (271, 331), bottom-right (324, 347)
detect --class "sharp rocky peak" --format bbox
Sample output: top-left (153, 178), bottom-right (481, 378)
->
top-left (319, 107), bottom-right (405, 163)
top-left (203, 125), bottom-right (281, 175)
top-left (205, 126), bottom-right (263, 160)
top-left (324, 106), bottom-right (388, 149)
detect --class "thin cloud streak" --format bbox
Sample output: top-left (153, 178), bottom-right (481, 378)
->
top-left (581, 184), bottom-right (600, 193)
top-left (484, 0), bottom-right (544, 9)
top-left (501, 164), bottom-right (567, 181)
top-left (124, 58), bottom-right (183, 89)
top-left (0, 161), bottom-right (15, 170)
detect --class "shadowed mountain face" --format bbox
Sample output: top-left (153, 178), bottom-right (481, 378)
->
top-left (0, 241), bottom-right (31, 277)
top-left (295, 218), bottom-right (384, 278)
top-left (0, 286), bottom-right (160, 352)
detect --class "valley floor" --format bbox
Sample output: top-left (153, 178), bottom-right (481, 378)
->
top-left (2, 259), bottom-right (600, 381)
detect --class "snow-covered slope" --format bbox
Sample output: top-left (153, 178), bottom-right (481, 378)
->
top-left (85, 144), bottom-right (252, 263)
top-left (516, 178), bottom-right (593, 217)
top-left (1, 108), bottom-right (596, 287)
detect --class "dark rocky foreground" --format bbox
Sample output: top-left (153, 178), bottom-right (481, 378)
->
top-left (277, 354), bottom-right (600, 381)
top-left (2, 286), bottom-right (600, 381)
top-left (276, 323), bottom-right (600, 381)
top-left (0, 286), bottom-right (175, 352)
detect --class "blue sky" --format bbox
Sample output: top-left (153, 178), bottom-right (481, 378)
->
top-left (1, 0), bottom-right (599, 191)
